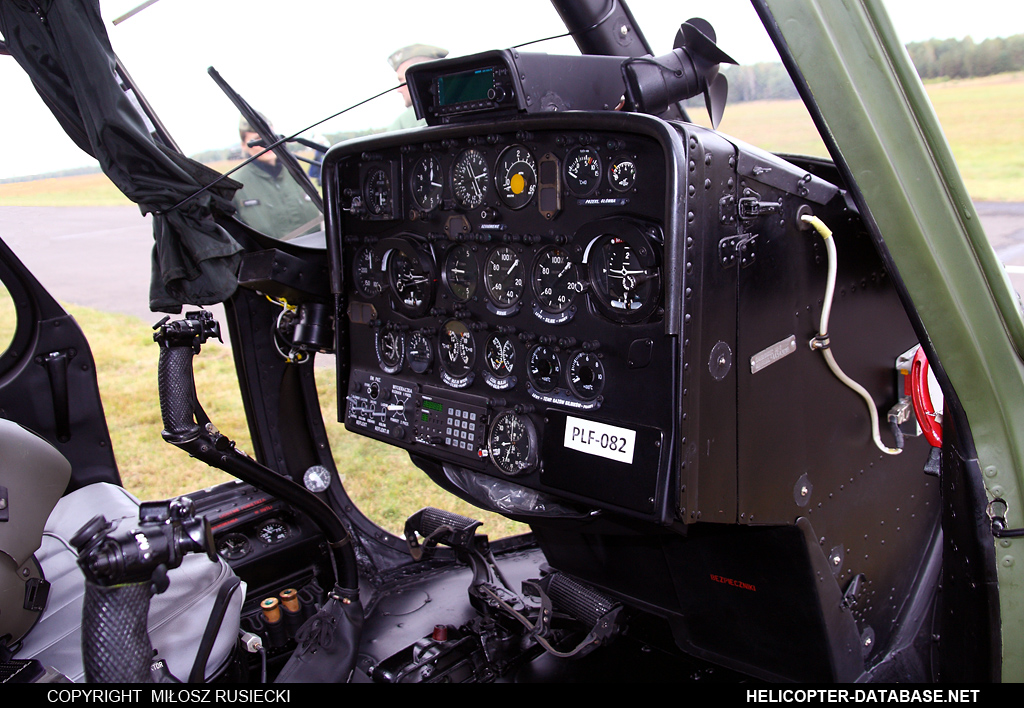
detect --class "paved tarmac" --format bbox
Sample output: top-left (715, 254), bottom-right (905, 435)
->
top-left (0, 203), bottom-right (1022, 325)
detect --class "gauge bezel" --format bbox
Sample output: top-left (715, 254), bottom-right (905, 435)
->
top-left (564, 145), bottom-right (602, 197)
top-left (257, 519), bottom-right (292, 545)
top-left (607, 155), bottom-right (637, 193)
top-left (568, 350), bottom-right (606, 401)
top-left (483, 245), bottom-right (526, 309)
top-left (360, 161), bottom-right (401, 219)
top-left (352, 246), bottom-right (384, 298)
top-left (580, 220), bottom-right (661, 324)
top-left (442, 244), bottom-right (479, 302)
top-left (495, 144), bottom-right (538, 210)
top-left (451, 148), bottom-right (490, 210)
top-left (375, 327), bottom-right (405, 374)
top-left (527, 344), bottom-right (561, 393)
top-left (406, 330), bottom-right (434, 374)
top-left (531, 245), bottom-right (582, 314)
top-left (486, 409), bottom-right (539, 476)
top-left (410, 154), bottom-right (444, 212)
top-left (484, 332), bottom-right (517, 379)
top-left (380, 236), bottom-right (436, 318)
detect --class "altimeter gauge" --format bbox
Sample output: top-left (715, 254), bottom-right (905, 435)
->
top-left (451, 149), bottom-right (490, 209)
top-left (487, 410), bottom-right (538, 476)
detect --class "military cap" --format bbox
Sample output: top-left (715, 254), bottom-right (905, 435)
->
top-left (239, 112), bottom-right (271, 136)
top-left (387, 44), bottom-right (448, 71)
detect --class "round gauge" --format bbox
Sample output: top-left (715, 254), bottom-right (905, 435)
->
top-left (406, 330), bottom-right (433, 374)
top-left (443, 245), bottom-right (478, 301)
top-left (375, 327), bottom-right (404, 374)
top-left (410, 155), bottom-right (444, 211)
top-left (352, 246), bottom-right (383, 298)
top-left (487, 410), bottom-right (538, 476)
top-left (451, 149), bottom-right (490, 209)
top-left (564, 146), bottom-right (602, 197)
top-left (495, 145), bottom-right (537, 210)
top-left (385, 242), bottom-right (435, 317)
top-left (532, 246), bottom-right (582, 314)
top-left (438, 319), bottom-right (476, 378)
top-left (364, 167), bottom-right (393, 215)
top-left (608, 157), bottom-right (637, 192)
top-left (485, 333), bottom-right (516, 378)
top-left (585, 228), bottom-right (660, 322)
top-left (527, 344), bottom-right (560, 392)
top-left (303, 465), bottom-right (332, 493)
top-left (257, 520), bottom-right (291, 545)
top-left (568, 351), bottom-right (606, 401)
top-left (484, 246), bottom-right (526, 308)
top-left (217, 533), bottom-right (251, 561)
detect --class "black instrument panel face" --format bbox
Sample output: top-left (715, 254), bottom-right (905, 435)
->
top-left (331, 119), bottom-right (680, 518)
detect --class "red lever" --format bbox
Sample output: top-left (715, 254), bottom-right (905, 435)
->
top-left (910, 347), bottom-right (943, 448)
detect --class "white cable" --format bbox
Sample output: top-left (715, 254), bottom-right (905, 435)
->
top-left (802, 214), bottom-right (901, 456)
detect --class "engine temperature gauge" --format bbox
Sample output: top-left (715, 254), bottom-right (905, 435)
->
top-left (257, 520), bottom-right (291, 545)
top-left (608, 156), bottom-right (637, 192)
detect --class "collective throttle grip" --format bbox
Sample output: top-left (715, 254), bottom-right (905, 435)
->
top-left (153, 311), bottom-right (221, 444)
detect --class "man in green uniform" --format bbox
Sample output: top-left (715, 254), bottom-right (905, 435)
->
top-left (386, 44), bottom-right (448, 132)
top-left (232, 115), bottom-right (322, 240)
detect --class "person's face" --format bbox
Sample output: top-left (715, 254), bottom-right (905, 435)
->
top-left (242, 130), bottom-right (277, 165)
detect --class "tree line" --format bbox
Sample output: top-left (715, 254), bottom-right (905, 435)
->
top-left (720, 34), bottom-right (1023, 104)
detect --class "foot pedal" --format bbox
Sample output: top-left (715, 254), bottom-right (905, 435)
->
top-left (404, 507), bottom-right (483, 561)
top-left (524, 571), bottom-right (623, 658)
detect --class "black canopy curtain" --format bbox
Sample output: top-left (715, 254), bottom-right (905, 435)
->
top-left (0, 0), bottom-right (242, 313)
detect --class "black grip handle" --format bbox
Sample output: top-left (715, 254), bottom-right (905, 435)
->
top-left (158, 345), bottom-right (201, 443)
top-left (546, 572), bottom-right (618, 627)
top-left (82, 581), bottom-right (155, 683)
top-left (418, 507), bottom-right (481, 536)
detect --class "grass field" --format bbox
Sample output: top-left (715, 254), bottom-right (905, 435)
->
top-left (0, 289), bottom-right (526, 538)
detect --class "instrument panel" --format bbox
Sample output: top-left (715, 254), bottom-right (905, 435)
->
top-left (327, 114), bottom-right (683, 519)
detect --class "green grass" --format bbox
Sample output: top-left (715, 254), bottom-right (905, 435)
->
top-left (0, 288), bottom-right (524, 538)
top-left (686, 72), bottom-right (1024, 202)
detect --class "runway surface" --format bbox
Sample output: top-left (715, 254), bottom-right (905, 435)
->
top-left (0, 203), bottom-right (1022, 325)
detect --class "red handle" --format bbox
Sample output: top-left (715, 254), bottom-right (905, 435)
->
top-left (910, 347), bottom-right (943, 448)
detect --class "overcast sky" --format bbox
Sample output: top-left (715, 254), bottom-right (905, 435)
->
top-left (0, 0), bottom-right (1019, 180)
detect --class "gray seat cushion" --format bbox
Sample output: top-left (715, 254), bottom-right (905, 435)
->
top-left (15, 483), bottom-right (243, 682)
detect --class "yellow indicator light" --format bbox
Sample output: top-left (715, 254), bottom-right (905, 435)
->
top-left (510, 173), bottom-right (525, 195)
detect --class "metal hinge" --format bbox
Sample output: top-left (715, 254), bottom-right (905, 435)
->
top-left (719, 233), bottom-right (758, 269)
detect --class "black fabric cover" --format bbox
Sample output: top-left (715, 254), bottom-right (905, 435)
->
top-left (0, 0), bottom-right (243, 313)
top-left (274, 585), bottom-right (364, 683)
